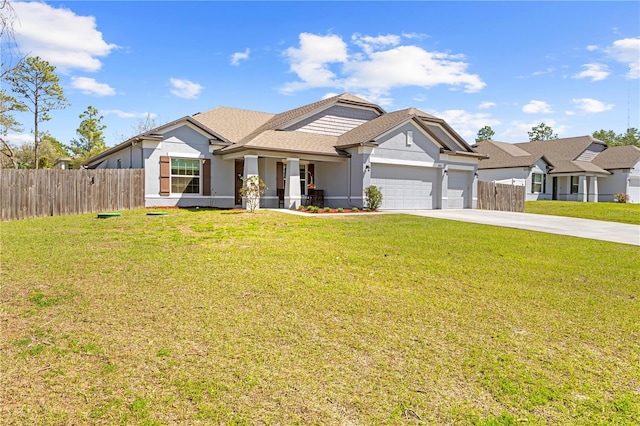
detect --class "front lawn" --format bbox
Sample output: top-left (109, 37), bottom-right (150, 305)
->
top-left (1, 209), bottom-right (638, 425)
top-left (525, 200), bottom-right (640, 225)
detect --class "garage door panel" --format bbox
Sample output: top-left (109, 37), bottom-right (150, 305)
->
top-left (447, 170), bottom-right (470, 209)
top-left (371, 164), bottom-right (438, 209)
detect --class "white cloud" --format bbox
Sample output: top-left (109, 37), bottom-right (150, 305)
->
top-left (478, 101), bottom-right (496, 109)
top-left (12, 2), bottom-right (118, 73)
top-left (522, 100), bottom-right (553, 114)
top-left (565, 110), bottom-right (576, 116)
top-left (573, 63), bottom-right (610, 81)
top-left (102, 110), bottom-right (158, 119)
top-left (280, 32), bottom-right (485, 103)
top-left (572, 98), bottom-right (614, 113)
top-left (70, 77), bottom-right (115, 96)
top-left (230, 48), bottom-right (250, 66)
top-left (281, 33), bottom-right (349, 93)
top-left (605, 37), bottom-right (640, 79)
top-left (586, 45), bottom-right (599, 52)
top-left (502, 119), bottom-right (569, 141)
top-left (169, 78), bottom-right (203, 99)
top-left (5, 133), bottom-right (34, 146)
top-left (430, 109), bottom-right (500, 141)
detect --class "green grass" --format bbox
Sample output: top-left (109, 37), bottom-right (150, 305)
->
top-left (1, 208), bottom-right (639, 425)
top-left (526, 200), bottom-right (640, 225)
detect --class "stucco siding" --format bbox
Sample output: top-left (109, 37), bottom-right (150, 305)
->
top-left (372, 123), bottom-right (440, 164)
top-left (286, 105), bottom-right (379, 136)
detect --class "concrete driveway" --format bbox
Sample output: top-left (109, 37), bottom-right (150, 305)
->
top-left (394, 209), bottom-right (640, 246)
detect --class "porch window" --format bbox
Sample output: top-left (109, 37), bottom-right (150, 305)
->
top-left (531, 173), bottom-right (543, 193)
top-left (171, 158), bottom-right (200, 194)
top-left (570, 176), bottom-right (579, 194)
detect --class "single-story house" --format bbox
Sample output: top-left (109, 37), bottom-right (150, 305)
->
top-left (473, 137), bottom-right (640, 203)
top-left (85, 93), bottom-right (486, 210)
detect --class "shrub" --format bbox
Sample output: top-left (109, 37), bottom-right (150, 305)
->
top-left (336, 207), bottom-right (344, 213)
top-left (613, 193), bottom-right (629, 203)
top-left (239, 176), bottom-right (267, 213)
top-left (310, 206), bottom-right (320, 213)
top-left (364, 185), bottom-right (383, 211)
top-left (297, 205), bottom-right (305, 211)
top-left (351, 207), bottom-right (359, 213)
top-left (324, 207), bottom-right (331, 213)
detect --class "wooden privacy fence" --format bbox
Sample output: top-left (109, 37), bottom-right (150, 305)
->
top-left (477, 181), bottom-right (525, 212)
top-left (0, 169), bottom-right (145, 221)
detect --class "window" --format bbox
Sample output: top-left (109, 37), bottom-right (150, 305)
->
top-left (570, 176), bottom-right (580, 194)
top-left (171, 158), bottom-right (200, 194)
top-left (531, 173), bottom-right (543, 193)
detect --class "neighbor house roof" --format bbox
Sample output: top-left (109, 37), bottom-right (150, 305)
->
top-left (592, 145), bottom-right (640, 169)
top-left (474, 136), bottom-right (612, 175)
top-left (473, 140), bottom-right (543, 169)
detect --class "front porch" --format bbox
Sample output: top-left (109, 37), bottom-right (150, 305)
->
top-left (551, 173), bottom-right (608, 202)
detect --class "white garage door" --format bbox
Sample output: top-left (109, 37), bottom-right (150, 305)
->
top-left (629, 178), bottom-right (640, 204)
top-left (370, 164), bottom-right (438, 209)
top-left (447, 170), bottom-right (471, 208)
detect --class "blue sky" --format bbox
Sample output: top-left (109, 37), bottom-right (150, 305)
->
top-left (4, 1), bottom-right (640, 148)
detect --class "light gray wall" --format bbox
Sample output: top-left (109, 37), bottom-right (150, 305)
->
top-left (372, 123), bottom-right (440, 163)
top-left (315, 160), bottom-right (349, 208)
top-left (599, 163), bottom-right (640, 203)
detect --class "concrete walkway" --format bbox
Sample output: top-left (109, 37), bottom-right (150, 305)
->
top-left (395, 209), bottom-right (640, 246)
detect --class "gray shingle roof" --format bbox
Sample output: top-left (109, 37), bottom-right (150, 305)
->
top-left (193, 107), bottom-right (274, 142)
top-left (592, 145), bottom-right (640, 169)
top-left (475, 136), bottom-right (613, 175)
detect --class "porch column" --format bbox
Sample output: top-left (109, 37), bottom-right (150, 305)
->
top-left (588, 176), bottom-right (598, 203)
top-left (243, 155), bottom-right (259, 210)
top-left (441, 166), bottom-right (449, 209)
top-left (579, 175), bottom-right (587, 202)
top-left (284, 158), bottom-right (301, 208)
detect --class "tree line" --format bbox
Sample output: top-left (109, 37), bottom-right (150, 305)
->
top-left (476, 123), bottom-right (640, 146)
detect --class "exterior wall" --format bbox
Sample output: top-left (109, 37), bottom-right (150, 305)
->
top-left (315, 160), bottom-right (349, 208)
top-left (373, 123), bottom-right (440, 164)
top-left (599, 163), bottom-right (640, 203)
top-left (91, 144), bottom-right (144, 170)
top-left (285, 105), bottom-right (379, 136)
top-left (144, 126), bottom-right (223, 208)
top-left (478, 161), bottom-right (551, 201)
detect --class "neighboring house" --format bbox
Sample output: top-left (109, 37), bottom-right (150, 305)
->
top-left (84, 94), bottom-right (486, 210)
top-left (474, 137), bottom-right (640, 203)
top-left (53, 158), bottom-right (73, 170)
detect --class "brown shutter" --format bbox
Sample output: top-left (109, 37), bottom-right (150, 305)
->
top-left (160, 156), bottom-right (170, 196)
top-left (202, 158), bottom-right (211, 196)
top-left (276, 162), bottom-right (284, 190)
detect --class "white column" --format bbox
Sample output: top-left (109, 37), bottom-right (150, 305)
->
top-left (284, 158), bottom-right (301, 208)
top-left (579, 175), bottom-right (587, 202)
top-left (588, 176), bottom-right (598, 203)
top-left (243, 155), bottom-right (259, 210)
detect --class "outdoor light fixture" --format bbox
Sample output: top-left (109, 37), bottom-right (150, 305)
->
top-left (365, 165), bottom-right (371, 172)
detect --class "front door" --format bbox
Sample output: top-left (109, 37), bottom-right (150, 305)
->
top-left (552, 177), bottom-right (558, 200)
top-left (234, 159), bottom-right (244, 205)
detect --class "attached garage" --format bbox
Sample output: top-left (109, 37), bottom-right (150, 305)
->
top-left (447, 170), bottom-right (472, 208)
top-left (370, 164), bottom-right (439, 209)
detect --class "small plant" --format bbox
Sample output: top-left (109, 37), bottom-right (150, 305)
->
top-left (364, 185), bottom-right (383, 211)
top-left (311, 206), bottom-right (320, 213)
top-left (351, 207), bottom-right (359, 212)
top-left (239, 175), bottom-right (267, 213)
top-left (324, 207), bottom-right (331, 213)
top-left (337, 207), bottom-right (344, 213)
top-left (613, 193), bottom-right (629, 203)
top-left (297, 205), bottom-right (305, 210)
